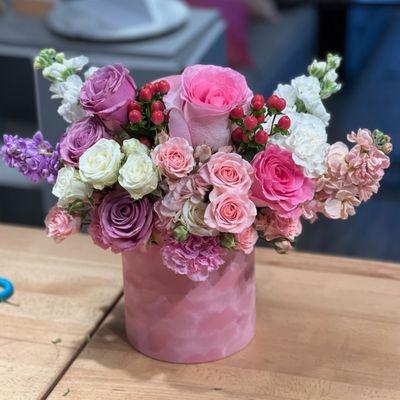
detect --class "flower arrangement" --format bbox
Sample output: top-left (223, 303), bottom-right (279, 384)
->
top-left (2, 49), bottom-right (392, 282)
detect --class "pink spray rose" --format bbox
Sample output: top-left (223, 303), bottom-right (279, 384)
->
top-left (80, 64), bottom-right (136, 133)
top-left (59, 117), bottom-right (111, 166)
top-left (251, 144), bottom-right (315, 217)
top-left (45, 206), bottom-right (81, 243)
top-left (204, 192), bottom-right (257, 233)
top-left (199, 152), bottom-right (253, 199)
top-left (88, 188), bottom-right (153, 253)
top-left (151, 137), bottom-right (195, 179)
top-left (256, 208), bottom-right (302, 241)
top-left (235, 227), bottom-right (258, 254)
top-left (163, 65), bottom-right (252, 149)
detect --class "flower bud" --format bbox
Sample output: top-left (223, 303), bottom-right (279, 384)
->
top-left (274, 238), bottom-right (292, 254)
top-left (220, 233), bottom-right (236, 249)
top-left (173, 225), bottom-right (189, 242)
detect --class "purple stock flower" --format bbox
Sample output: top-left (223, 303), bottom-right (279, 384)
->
top-left (88, 188), bottom-right (154, 253)
top-left (1, 131), bottom-right (61, 183)
top-left (161, 235), bottom-right (227, 282)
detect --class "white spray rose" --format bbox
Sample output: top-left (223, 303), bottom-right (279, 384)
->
top-left (182, 201), bottom-right (217, 237)
top-left (52, 166), bottom-right (93, 206)
top-left (122, 138), bottom-right (149, 156)
top-left (278, 113), bottom-right (329, 178)
top-left (118, 152), bottom-right (159, 200)
top-left (79, 139), bottom-right (123, 190)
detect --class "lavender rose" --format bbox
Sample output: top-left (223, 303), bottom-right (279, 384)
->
top-left (88, 188), bottom-right (153, 253)
top-left (59, 117), bottom-right (110, 166)
top-left (80, 64), bottom-right (136, 133)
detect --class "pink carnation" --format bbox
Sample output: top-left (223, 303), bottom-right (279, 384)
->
top-left (45, 206), bottom-right (81, 243)
top-left (199, 152), bottom-right (253, 199)
top-left (161, 235), bottom-right (226, 281)
top-left (204, 192), bottom-right (257, 234)
top-left (251, 144), bottom-right (315, 218)
top-left (235, 227), bottom-right (258, 254)
top-left (256, 208), bottom-right (302, 241)
top-left (152, 137), bottom-right (195, 179)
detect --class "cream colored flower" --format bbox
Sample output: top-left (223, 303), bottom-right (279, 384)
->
top-left (79, 139), bottom-right (122, 190)
top-left (52, 166), bottom-right (92, 206)
top-left (118, 152), bottom-right (159, 199)
top-left (182, 201), bottom-right (216, 236)
top-left (122, 138), bottom-right (149, 156)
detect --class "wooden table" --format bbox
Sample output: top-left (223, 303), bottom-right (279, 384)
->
top-left (2, 225), bottom-right (400, 399)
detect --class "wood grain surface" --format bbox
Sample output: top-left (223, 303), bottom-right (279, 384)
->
top-left (0, 224), bottom-right (121, 400)
top-left (48, 250), bottom-right (400, 400)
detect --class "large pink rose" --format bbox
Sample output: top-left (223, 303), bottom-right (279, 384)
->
top-left (163, 65), bottom-right (252, 150)
top-left (80, 64), bottom-right (136, 133)
top-left (199, 152), bottom-right (253, 199)
top-left (151, 137), bottom-right (195, 179)
top-left (204, 192), bottom-right (256, 233)
top-left (251, 144), bottom-right (315, 217)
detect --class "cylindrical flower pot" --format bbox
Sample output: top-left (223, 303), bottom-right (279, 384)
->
top-left (122, 246), bottom-right (256, 363)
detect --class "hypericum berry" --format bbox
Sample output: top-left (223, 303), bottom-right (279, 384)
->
top-left (266, 94), bottom-right (279, 109)
top-left (277, 115), bottom-right (291, 130)
top-left (251, 94), bottom-right (265, 111)
top-left (139, 137), bottom-right (152, 148)
top-left (139, 87), bottom-right (152, 102)
top-left (230, 105), bottom-right (244, 120)
top-left (157, 80), bottom-right (170, 95)
top-left (143, 82), bottom-right (155, 95)
top-left (242, 132), bottom-right (251, 143)
top-left (151, 110), bottom-right (164, 125)
top-left (128, 100), bottom-right (142, 112)
top-left (256, 114), bottom-right (265, 124)
top-left (243, 115), bottom-right (258, 131)
top-left (231, 127), bottom-right (244, 142)
top-left (275, 97), bottom-right (286, 112)
top-left (151, 100), bottom-right (165, 112)
top-left (255, 130), bottom-right (268, 145)
top-left (128, 110), bottom-right (142, 124)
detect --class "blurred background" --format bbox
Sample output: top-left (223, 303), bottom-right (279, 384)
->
top-left (0, 0), bottom-right (399, 261)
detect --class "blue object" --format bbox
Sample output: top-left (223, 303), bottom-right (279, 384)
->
top-left (0, 278), bottom-right (14, 301)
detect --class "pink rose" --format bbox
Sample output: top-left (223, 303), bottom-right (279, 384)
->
top-left (152, 137), bottom-right (195, 179)
top-left (251, 144), bottom-right (315, 217)
top-left (256, 208), bottom-right (302, 241)
top-left (235, 227), bottom-right (258, 254)
top-left (45, 206), bottom-right (81, 243)
top-left (200, 152), bottom-right (253, 199)
top-left (80, 64), bottom-right (136, 133)
top-left (204, 192), bottom-right (256, 233)
top-left (163, 65), bottom-right (252, 149)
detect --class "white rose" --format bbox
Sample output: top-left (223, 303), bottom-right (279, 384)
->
top-left (52, 166), bottom-right (93, 206)
top-left (79, 139), bottom-right (123, 190)
top-left (122, 138), bottom-right (149, 156)
top-left (278, 113), bottom-right (329, 178)
top-left (118, 152), bottom-right (159, 200)
top-left (182, 201), bottom-right (217, 237)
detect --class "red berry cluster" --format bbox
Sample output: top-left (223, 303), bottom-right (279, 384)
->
top-left (230, 93), bottom-right (291, 154)
top-left (128, 79), bottom-right (170, 129)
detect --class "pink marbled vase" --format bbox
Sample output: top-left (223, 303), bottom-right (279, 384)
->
top-left (122, 246), bottom-right (256, 363)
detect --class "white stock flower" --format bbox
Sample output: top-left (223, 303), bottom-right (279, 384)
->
top-left (118, 152), bottom-right (159, 200)
top-left (275, 75), bottom-right (330, 126)
top-left (122, 138), bottom-right (149, 156)
top-left (182, 201), bottom-right (216, 237)
top-left (43, 62), bottom-right (67, 81)
top-left (52, 166), bottom-right (93, 206)
top-left (50, 75), bottom-right (86, 123)
top-left (84, 66), bottom-right (99, 79)
top-left (63, 55), bottom-right (88, 71)
top-left (79, 139), bottom-right (123, 190)
top-left (278, 113), bottom-right (329, 178)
